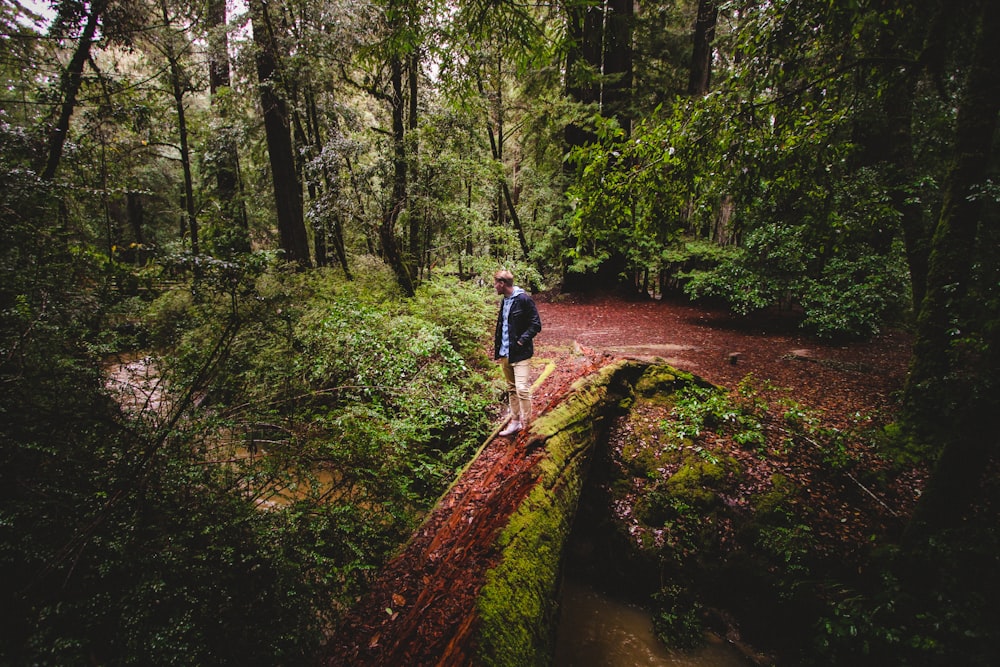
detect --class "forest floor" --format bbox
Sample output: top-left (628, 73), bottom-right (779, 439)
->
top-left (323, 293), bottom-right (920, 666)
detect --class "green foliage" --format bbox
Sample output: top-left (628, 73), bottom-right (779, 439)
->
top-left (0, 201), bottom-right (321, 664)
top-left (652, 584), bottom-right (705, 650)
top-left (662, 381), bottom-right (767, 455)
top-left (683, 223), bottom-right (807, 314)
top-left (563, 108), bottom-right (694, 283)
top-left (811, 523), bottom-right (1000, 666)
top-left (2, 201), bottom-right (498, 665)
top-left (407, 275), bottom-right (498, 361)
top-left (798, 246), bottom-right (911, 339)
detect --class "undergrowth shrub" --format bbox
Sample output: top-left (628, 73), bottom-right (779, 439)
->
top-left (3, 254), bottom-right (501, 665)
top-left (142, 260), bottom-right (498, 638)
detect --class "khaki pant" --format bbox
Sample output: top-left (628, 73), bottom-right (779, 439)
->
top-left (500, 357), bottom-right (532, 424)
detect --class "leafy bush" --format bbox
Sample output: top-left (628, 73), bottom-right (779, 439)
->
top-left (662, 381), bottom-right (767, 455)
top-left (799, 249), bottom-right (910, 339)
top-left (2, 230), bottom-right (498, 665)
top-left (652, 584), bottom-right (705, 649)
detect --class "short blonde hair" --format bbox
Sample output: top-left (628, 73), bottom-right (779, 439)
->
top-left (493, 269), bottom-right (514, 286)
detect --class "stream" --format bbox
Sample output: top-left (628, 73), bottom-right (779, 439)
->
top-left (554, 577), bottom-right (751, 666)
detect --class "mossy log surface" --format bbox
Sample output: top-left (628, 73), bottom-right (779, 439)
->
top-left (474, 360), bottom-right (699, 666)
top-left (322, 358), bottom-right (700, 666)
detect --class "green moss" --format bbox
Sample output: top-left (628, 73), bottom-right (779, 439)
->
top-left (668, 455), bottom-right (728, 489)
top-left (633, 365), bottom-right (707, 406)
top-left (636, 454), bottom-right (740, 527)
top-left (634, 365), bottom-right (679, 397)
top-left (474, 360), bottom-right (649, 666)
top-left (752, 473), bottom-right (799, 519)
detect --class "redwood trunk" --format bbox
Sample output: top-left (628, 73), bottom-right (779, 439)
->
top-left (251, 0), bottom-right (310, 267)
top-left (903, 0), bottom-right (1000, 541)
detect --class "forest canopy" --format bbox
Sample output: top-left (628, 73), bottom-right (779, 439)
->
top-left (1, 0), bottom-right (997, 664)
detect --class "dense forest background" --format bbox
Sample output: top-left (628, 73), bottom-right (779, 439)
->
top-left (1, 0), bottom-right (997, 664)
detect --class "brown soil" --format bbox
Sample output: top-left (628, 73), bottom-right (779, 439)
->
top-left (322, 294), bottom-right (917, 666)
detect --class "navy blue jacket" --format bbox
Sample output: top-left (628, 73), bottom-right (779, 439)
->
top-left (494, 290), bottom-right (542, 363)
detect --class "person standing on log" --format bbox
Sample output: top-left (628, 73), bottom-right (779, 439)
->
top-left (493, 269), bottom-right (542, 437)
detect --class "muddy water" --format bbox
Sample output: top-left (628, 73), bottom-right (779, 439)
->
top-left (103, 353), bottom-right (336, 507)
top-left (554, 577), bottom-right (751, 667)
top-left (104, 352), bottom-right (167, 414)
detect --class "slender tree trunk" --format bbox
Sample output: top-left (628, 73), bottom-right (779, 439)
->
top-left (478, 73), bottom-right (530, 260)
top-left (250, 0), bottom-right (310, 267)
top-left (158, 0), bottom-right (199, 256)
top-left (494, 62), bottom-right (505, 229)
top-left (687, 0), bottom-right (718, 96)
top-left (287, 85), bottom-right (325, 268)
top-left (127, 191), bottom-right (144, 246)
top-left (383, 54), bottom-right (414, 295)
top-left (175, 85), bottom-right (199, 256)
top-left (902, 0), bottom-right (1000, 542)
top-left (41, 0), bottom-right (107, 181)
top-left (314, 100), bottom-right (352, 279)
top-left (300, 87), bottom-right (329, 268)
top-left (407, 51), bottom-right (421, 275)
top-left (501, 180), bottom-right (530, 261)
top-left (207, 0), bottom-right (249, 254)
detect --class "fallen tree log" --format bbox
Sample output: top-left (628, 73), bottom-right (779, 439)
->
top-left (322, 358), bottom-right (704, 666)
top-left (474, 360), bottom-right (706, 666)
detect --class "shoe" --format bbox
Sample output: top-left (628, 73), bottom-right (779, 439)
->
top-left (499, 420), bottom-right (521, 437)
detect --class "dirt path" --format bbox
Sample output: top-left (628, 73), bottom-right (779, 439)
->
top-left (536, 295), bottom-right (912, 428)
top-left (322, 295), bottom-right (915, 666)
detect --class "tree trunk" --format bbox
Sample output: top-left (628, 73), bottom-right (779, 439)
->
top-left (383, 54), bottom-right (415, 295)
top-left (603, 0), bottom-right (634, 131)
top-left (174, 83), bottom-right (199, 257)
top-left (127, 191), bottom-right (144, 246)
top-left (502, 180), bottom-right (529, 261)
top-left (41, 0), bottom-right (107, 181)
top-left (207, 0), bottom-right (249, 254)
top-left (902, 0), bottom-right (1000, 542)
top-left (407, 51), bottom-right (421, 276)
top-left (478, 71), bottom-right (529, 260)
top-left (314, 98), bottom-right (352, 279)
top-left (564, 0), bottom-right (604, 157)
top-left (250, 0), bottom-right (311, 267)
top-left (687, 0), bottom-right (718, 96)
top-left (287, 86), bottom-right (324, 267)
top-left (161, 1), bottom-right (199, 256)
top-left (853, 0), bottom-right (939, 310)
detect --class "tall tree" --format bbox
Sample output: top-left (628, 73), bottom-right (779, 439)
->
top-left (206, 0), bottom-right (249, 254)
top-left (383, 51), bottom-right (415, 294)
top-left (40, 0), bottom-right (109, 181)
top-left (687, 0), bottom-right (717, 96)
top-left (564, 0), bottom-right (604, 154)
top-left (603, 0), bottom-right (634, 130)
top-left (155, 0), bottom-right (200, 255)
top-left (902, 0), bottom-right (1000, 539)
top-left (345, 0), bottom-right (419, 294)
top-left (477, 65), bottom-right (530, 261)
top-left (249, 0), bottom-right (310, 267)
top-left (407, 48), bottom-right (421, 273)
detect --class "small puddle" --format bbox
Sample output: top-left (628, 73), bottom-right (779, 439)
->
top-left (554, 577), bottom-right (751, 667)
